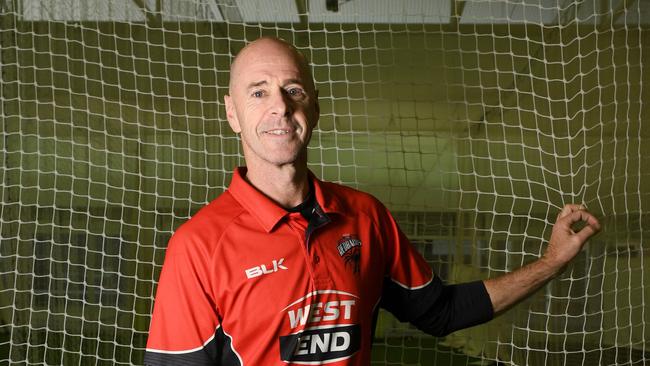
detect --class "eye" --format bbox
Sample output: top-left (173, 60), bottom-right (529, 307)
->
top-left (286, 87), bottom-right (306, 99)
top-left (251, 90), bottom-right (264, 98)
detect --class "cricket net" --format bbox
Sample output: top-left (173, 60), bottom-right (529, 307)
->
top-left (0, 0), bottom-right (648, 365)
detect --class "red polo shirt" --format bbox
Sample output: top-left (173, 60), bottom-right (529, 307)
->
top-left (144, 168), bottom-right (492, 365)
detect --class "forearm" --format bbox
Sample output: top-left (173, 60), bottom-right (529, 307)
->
top-left (483, 257), bottom-right (563, 316)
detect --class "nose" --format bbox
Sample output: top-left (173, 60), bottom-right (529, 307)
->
top-left (269, 88), bottom-right (293, 117)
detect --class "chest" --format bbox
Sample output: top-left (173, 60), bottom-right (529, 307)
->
top-left (208, 212), bottom-right (386, 364)
top-left (216, 213), bottom-right (385, 311)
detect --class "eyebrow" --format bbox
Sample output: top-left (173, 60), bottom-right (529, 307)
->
top-left (284, 78), bottom-right (304, 86)
top-left (246, 80), bottom-right (267, 90)
top-left (245, 79), bottom-right (305, 90)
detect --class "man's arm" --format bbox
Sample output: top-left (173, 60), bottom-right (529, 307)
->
top-left (484, 204), bottom-right (601, 316)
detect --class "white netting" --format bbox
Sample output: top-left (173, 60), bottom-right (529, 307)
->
top-left (0, 0), bottom-right (647, 365)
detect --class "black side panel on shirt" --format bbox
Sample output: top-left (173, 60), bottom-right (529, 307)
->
top-left (380, 277), bottom-right (494, 337)
top-left (143, 326), bottom-right (241, 366)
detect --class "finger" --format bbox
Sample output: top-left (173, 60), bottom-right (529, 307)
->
top-left (578, 211), bottom-right (601, 232)
top-left (557, 203), bottom-right (586, 219)
top-left (574, 222), bottom-right (600, 243)
top-left (567, 210), bottom-right (601, 238)
top-left (557, 205), bottom-right (574, 219)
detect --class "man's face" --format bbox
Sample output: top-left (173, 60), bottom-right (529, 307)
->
top-left (224, 40), bottom-right (320, 169)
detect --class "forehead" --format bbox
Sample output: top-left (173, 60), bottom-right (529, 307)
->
top-left (230, 41), bottom-right (312, 89)
top-left (241, 54), bottom-right (302, 79)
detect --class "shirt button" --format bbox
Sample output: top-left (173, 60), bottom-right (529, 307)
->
top-left (313, 255), bottom-right (320, 264)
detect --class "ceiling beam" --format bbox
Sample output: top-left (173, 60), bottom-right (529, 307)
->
top-left (215, 0), bottom-right (243, 23)
top-left (132, 0), bottom-right (160, 25)
top-left (205, 1), bottom-right (221, 21)
top-left (295, 0), bottom-right (309, 28)
top-left (449, 0), bottom-right (466, 28)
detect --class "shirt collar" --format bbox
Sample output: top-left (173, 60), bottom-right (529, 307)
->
top-left (309, 171), bottom-right (344, 215)
top-left (227, 167), bottom-right (343, 233)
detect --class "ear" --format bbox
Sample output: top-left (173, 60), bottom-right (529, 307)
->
top-left (224, 94), bottom-right (241, 133)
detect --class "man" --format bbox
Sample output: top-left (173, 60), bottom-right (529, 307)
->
top-left (144, 37), bottom-right (600, 365)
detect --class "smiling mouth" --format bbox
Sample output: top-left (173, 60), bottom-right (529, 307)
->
top-left (264, 129), bottom-right (291, 135)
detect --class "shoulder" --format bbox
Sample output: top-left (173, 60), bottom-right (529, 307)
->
top-left (167, 191), bottom-right (245, 257)
top-left (318, 180), bottom-right (390, 219)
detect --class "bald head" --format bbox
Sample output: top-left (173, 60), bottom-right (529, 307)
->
top-left (223, 36), bottom-right (320, 179)
top-left (228, 37), bottom-right (315, 94)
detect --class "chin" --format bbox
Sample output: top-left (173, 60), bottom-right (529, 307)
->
top-left (268, 150), bottom-right (307, 166)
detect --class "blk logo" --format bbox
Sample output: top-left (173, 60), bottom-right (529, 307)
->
top-left (245, 258), bottom-right (288, 279)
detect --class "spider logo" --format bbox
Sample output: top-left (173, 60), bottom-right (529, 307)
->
top-left (342, 246), bottom-right (361, 274)
top-left (337, 234), bottom-right (362, 275)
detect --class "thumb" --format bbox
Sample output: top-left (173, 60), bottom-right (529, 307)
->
top-left (573, 224), bottom-right (599, 243)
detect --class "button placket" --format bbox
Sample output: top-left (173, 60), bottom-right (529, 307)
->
top-left (286, 213), bottom-right (318, 279)
top-left (287, 213), bottom-right (332, 287)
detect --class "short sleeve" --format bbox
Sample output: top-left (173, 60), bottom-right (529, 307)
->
top-left (144, 230), bottom-right (222, 365)
top-left (376, 204), bottom-right (434, 290)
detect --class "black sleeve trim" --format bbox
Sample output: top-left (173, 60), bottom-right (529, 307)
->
top-left (144, 349), bottom-right (214, 366)
top-left (380, 277), bottom-right (494, 337)
top-left (144, 326), bottom-right (242, 366)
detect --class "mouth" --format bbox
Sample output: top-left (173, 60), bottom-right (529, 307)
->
top-left (264, 129), bottom-right (291, 136)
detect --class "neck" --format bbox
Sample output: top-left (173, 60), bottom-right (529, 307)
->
top-left (244, 163), bottom-right (311, 209)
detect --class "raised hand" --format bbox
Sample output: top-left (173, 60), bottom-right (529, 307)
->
top-left (543, 204), bottom-right (601, 269)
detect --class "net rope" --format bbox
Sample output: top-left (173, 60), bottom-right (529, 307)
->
top-left (0, 0), bottom-right (647, 365)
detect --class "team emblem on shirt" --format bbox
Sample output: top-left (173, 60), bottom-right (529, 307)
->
top-left (337, 234), bottom-right (362, 274)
